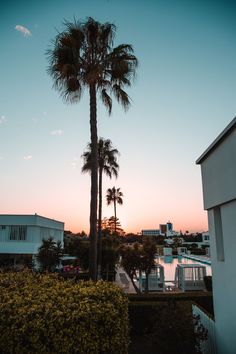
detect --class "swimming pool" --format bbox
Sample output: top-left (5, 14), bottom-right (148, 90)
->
top-left (156, 255), bottom-right (212, 282)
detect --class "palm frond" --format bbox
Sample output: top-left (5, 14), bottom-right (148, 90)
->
top-left (101, 89), bottom-right (112, 114)
top-left (112, 84), bottom-right (130, 110)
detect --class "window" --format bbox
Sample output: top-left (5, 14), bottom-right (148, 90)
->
top-left (213, 207), bottom-right (224, 262)
top-left (10, 226), bottom-right (27, 241)
top-left (0, 225), bottom-right (6, 230)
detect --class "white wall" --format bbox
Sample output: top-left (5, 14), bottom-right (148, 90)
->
top-left (208, 200), bottom-right (236, 354)
top-left (198, 121), bottom-right (236, 354)
top-left (200, 128), bottom-right (236, 210)
top-left (0, 215), bottom-right (64, 255)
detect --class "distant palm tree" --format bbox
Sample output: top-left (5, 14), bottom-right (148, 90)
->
top-left (47, 17), bottom-right (137, 280)
top-left (106, 187), bottom-right (123, 233)
top-left (82, 138), bottom-right (119, 276)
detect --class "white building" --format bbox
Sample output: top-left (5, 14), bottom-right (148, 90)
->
top-left (141, 229), bottom-right (160, 236)
top-left (197, 117), bottom-right (236, 354)
top-left (0, 214), bottom-right (64, 267)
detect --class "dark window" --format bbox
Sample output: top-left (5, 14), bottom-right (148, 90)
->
top-left (10, 226), bottom-right (27, 241)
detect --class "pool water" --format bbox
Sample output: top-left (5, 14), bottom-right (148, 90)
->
top-left (156, 256), bottom-right (212, 281)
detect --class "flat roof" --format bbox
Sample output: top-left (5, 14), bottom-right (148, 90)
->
top-left (196, 117), bottom-right (236, 164)
top-left (0, 214), bottom-right (64, 227)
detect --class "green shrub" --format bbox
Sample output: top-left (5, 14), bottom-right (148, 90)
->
top-left (0, 271), bottom-right (129, 354)
top-left (129, 301), bottom-right (196, 354)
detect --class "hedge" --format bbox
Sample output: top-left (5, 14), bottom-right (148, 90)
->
top-left (0, 271), bottom-right (129, 354)
top-left (129, 301), bottom-right (196, 354)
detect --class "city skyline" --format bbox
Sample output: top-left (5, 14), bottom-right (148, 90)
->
top-left (1, 0), bottom-right (236, 233)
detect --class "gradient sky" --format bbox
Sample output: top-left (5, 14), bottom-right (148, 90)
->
top-left (1, 0), bottom-right (236, 234)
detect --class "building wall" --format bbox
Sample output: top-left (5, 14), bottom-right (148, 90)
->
top-left (208, 199), bottom-right (236, 354)
top-left (0, 215), bottom-right (64, 255)
top-left (200, 128), bottom-right (236, 210)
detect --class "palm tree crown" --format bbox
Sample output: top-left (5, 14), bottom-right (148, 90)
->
top-left (106, 187), bottom-right (123, 233)
top-left (47, 17), bottom-right (138, 109)
top-left (82, 138), bottom-right (119, 178)
top-left (47, 17), bottom-right (137, 280)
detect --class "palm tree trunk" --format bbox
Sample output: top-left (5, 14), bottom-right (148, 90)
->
top-left (89, 83), bottom-right (98, 280)
top-left (114, 199), bottom-right (117, 233)
top-left (97, 167), bottom-right (103, 279)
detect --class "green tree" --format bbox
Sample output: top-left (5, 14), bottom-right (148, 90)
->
top-left (120, 243), bottom-right (141, 293)
top-left (106, 187), bottom-right (123, 233)
top-left (140, 238), bottom-right (157, 293)
top-left (82, 138), bottom-right (119, 277)
top-left (47, 17), bottom-right (137, 280)
top-left (37, 238), bottom-right (64, 272)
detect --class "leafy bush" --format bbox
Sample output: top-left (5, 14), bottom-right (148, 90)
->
top-left (129, 301), bottom-right (196, 354)
top-left (0, 271), bottom-right (129, 354)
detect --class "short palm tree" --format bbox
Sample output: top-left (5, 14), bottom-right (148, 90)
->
top-left (106, 187), bottom-right (123, 233)
top-left (82, 138), bottom-right (119, 276)
top-left (47, 17), bottom-right (137, 280)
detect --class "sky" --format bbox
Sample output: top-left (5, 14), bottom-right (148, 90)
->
top-left (1, 0), bottom-right (236, 234)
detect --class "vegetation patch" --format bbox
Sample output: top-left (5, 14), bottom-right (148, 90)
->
top-left (0, 271), bottom-right (129, 354)
top-left (129, 301), bottom-right (197, 354)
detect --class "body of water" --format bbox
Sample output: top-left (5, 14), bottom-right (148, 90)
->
top-left (156, 256), bottom-right (212, 281)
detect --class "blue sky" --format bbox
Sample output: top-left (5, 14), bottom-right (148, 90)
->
top-left (1, 0), bottom-right (236, 233)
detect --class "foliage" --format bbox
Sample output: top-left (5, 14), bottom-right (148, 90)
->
top-left (82, 138), bottom-right (119, 179)
top-left (66, 236), bottom-right (120, 275)
top-left (47, 17), bottom-right (137, 280)
top-left (120, 243), bottom-right (141, 293)
top-left (129, 301), bottom-right (197, 354)
top-left (82, 138), bottom-right (119, 274)
top-left (182, 234), bottom-right (203, 242)
top-left (0, 271), bottom-right (129, 354)
top-left (120, 239), bottom-right (157, 293)
top-left (36, 238), bottom-right (63, 272)
top-left (139, 238), bottom-right (157, 292)
top-left (106, 187), bottom-right (124, 233)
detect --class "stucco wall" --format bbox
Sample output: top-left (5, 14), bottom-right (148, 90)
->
top-left (200, 128), bottom-right (236, 210)
top-left (208, 200), bottom-right (236, 354)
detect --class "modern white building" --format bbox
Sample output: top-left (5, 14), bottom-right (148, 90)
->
top-left (0, 214), bottom-right (64, 267)
top-left (197, 117), bottom-right (236, 354)
top-left (141, 229), bottom-right (160, 236)
top-left (142, 221), bottom-right (178, 237)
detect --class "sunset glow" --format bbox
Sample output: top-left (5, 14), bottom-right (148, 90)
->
top-left (1, 0), bottom-right (235, 234)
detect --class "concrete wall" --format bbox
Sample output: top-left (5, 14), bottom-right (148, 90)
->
top-left (198, 120), bottom-right (236, 353)
top-left (200, 128), bottom-right (236, 210)
top-left (208, 200), bottom-right (236, 354)
top-left (0, 215), bottom-right (64, 255)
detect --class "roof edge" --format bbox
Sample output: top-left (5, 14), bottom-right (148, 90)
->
top-left (196, 117), bottom-right (236, 164)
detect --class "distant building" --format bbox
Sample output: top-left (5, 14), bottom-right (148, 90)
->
top-left (160, 221), bottom-right (177, 237)
top-left (0, 214), bottom-right (64, 268)
top-left (141, 229), bottom-right (160, 236)
top-left (197, 117), bottom-right (236, 353)
top-left (159, 224), bottom-right (167, 235)
top-left (142, 221), bottom-right (178, 237)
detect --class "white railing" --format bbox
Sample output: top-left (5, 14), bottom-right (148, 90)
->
top-left (192, 304), bottom-right (217, 354)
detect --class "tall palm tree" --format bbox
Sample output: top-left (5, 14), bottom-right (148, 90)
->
top-left (82, 138), bottom-right (119, 277)
top-left (47, 17), bottom-right (137, 280)
top-left (106, 187), bottom-right (123, 233)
